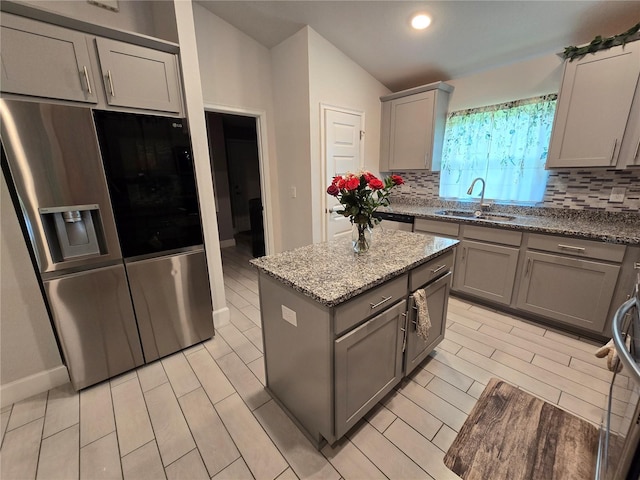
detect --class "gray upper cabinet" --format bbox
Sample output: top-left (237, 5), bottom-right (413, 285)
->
top-left (0, 13), bottom-right (97, 104)
top-left (547, 42), bottom-right (640, 168)
top-left (380, 82), bottom-right (453, 171)
top-left (95, 38), bottom-right (182, 114)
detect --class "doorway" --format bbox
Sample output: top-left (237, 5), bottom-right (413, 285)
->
top-left (205, 112), bottom-right (265, 257)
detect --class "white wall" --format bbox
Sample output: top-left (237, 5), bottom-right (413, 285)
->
top-left (447, 53), bottom-right (564, 111)
top-left (1, 172), bottom-right (68, 406)
top-left (193, 3), bottom-right (282, 253)
top-left (271, 28), bottom-right (313, 251)
top-left (307, 27), bottom-right (391, 243)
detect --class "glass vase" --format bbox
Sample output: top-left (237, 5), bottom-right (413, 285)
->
top-left (352, 224), bottom-right (372, 254)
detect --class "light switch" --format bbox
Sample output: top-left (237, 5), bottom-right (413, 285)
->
top-left (609, 187), bottom-right (626, 203)
top-left (281, 305), bottom-right (297, 326)
top-left (290, 186), bottom-right (297, 198)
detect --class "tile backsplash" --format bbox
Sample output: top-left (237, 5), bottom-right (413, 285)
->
top-left (390, 169), bottom-right (640, 212)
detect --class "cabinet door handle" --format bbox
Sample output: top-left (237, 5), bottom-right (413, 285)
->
top-left (525, 258), bottom-right (532, 276)
top-left (401, 312), bottom-right (408, 352)
top-left (82, 66), bottom-right (92, 95)
top-left (430, 264), bottom-right (447, 275)
top-left (609, 138), bottom-right (618, 165)
top-left (410, 305), bottom-right (419, 329)
top-left (107, 70), bottom-right (115, 97)
top-left (558, 244), bottom-right (586, 253)
top-left (370, 295), bottom-right (392, 309)
top-left (634, 138), bottom-right (640, 164)
top-left (461, 247), bottom-right (467, 261)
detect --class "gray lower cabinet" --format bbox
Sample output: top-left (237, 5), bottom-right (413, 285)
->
top-left (0, 13), bottom-right (97, 103)
top-left (454, 239), bottom-right (519, 305)
top-left (405, 272), bottom-right (451, 376)
top-left (95, 37), bottom-right (182, 113)
top-left (334, 299), bottom-right (406, 439)
top-left (516, 251), bottom-right (620, 332)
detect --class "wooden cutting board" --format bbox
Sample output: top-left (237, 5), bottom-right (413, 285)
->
top-left (444, 377), bottom-right (599, 480)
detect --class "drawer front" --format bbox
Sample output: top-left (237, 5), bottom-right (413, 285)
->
top-left (527, 233), bottom-right (626, 263)
top-left (463, 225), bottom-right (522, 246)
top-left (414, 218), bottom-right (459, 237)
top-left (409, 250), bottom-right (454, 291)
top-left (335, 274), bottom-right (408, 336)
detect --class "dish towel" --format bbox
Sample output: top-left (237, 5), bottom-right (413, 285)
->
top-left (595, 336), bottom-right (630, 372)
top-left (413, 288), bottom-right (431, 341)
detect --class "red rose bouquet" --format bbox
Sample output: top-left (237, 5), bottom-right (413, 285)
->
top-left (327, 171), bottom-right (404, 252)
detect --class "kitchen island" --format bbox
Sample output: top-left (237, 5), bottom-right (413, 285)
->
top-left (250, 229), bottom-right (458, 447)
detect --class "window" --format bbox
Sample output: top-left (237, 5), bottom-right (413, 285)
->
top-left (439, 94), bottom-right (557, 204)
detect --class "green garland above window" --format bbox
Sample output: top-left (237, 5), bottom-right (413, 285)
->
top-left (563, 22), bottom-right (640, 61)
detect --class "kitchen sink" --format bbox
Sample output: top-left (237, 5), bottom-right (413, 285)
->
top-left (435, 209), bottom-right (516, 222)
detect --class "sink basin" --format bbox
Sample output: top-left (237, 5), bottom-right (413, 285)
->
top-left (435, 209), bottom-right (516, 222)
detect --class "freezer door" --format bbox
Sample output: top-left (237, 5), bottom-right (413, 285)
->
top-left (44, 264), bottom-right (144, 390)
top-left (127, 249), bottom-right (214, 362)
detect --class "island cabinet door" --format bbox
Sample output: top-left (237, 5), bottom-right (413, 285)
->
top-left (405, 272), bottom-right (451, 376)
top-left (334, 299), bottom-right (406, 439)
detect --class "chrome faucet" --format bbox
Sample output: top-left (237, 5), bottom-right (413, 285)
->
top-left (467, 177), bottom-right (489, 211)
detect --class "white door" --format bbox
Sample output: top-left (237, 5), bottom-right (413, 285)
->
top-left (325, 108), bottom-right (363, 241)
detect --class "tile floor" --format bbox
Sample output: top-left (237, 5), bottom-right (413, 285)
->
top-left (1, 246), bottom-right (628, 480)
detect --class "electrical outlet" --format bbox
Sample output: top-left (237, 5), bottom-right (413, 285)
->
top-left (609, 187), bottom-right (626, 203)
top-left (281, 305), bottom-right (297, 326)
top-left (290, 186), bottom-right (297, 198)
top-left (401, 184), bottom-right (410, 193)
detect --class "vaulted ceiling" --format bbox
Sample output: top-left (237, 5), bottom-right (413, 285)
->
top-left (197, 1), bottom-right (640, 92)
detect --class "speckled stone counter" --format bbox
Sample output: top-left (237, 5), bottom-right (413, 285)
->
top-left (250, 229), bottom-right (457, 307)
top-left (382, 201), bottom-right (640, 245)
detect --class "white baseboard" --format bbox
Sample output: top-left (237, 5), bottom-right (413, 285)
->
top-left (1, 365), bottom-right (70, 407)
top-left (213, 306), bottom-right (230, 328)
top-left (219, 239), bottom-right (236, 248)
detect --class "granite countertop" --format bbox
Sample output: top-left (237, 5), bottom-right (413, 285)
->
top-left (383, 201), bottom-right (640, 245)
top-left (250, 230), bottom-right (458, 307)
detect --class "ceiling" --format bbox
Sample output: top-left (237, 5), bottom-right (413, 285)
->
top-left (196, 1), bottom-right (640, 92)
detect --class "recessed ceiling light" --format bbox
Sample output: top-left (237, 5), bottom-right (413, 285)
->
top-left (411, 13), bottom-right (432, 30)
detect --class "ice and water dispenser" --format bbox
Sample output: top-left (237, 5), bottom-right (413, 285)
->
top-left (39, 204), bottom-right (106, 262)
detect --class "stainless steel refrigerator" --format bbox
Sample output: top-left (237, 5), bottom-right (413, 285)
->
top-left (1, 99), bottom-right (214, 390)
